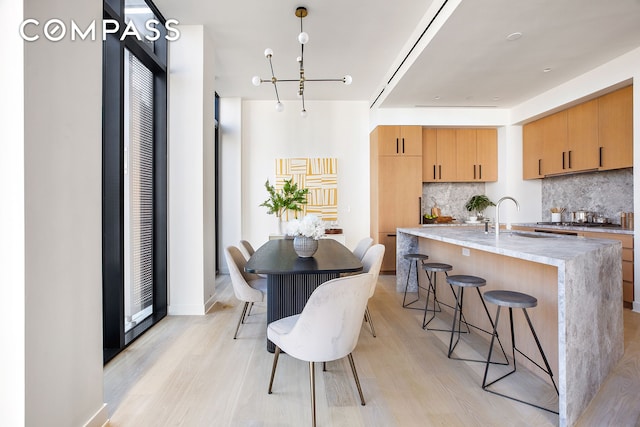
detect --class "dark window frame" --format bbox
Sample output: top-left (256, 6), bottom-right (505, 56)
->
top-left (102, 0), bottom-right (168, 363)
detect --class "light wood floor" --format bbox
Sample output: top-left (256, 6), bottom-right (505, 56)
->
top-left (105, 274), bottom-right (640, 426)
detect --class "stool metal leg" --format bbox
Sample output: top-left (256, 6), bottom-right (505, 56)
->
top-left (482, 306), bottom-right (559, 414)
top-left (447, 288), bottom-right (508, 365)
top-left (402, 260), bottom-right (423, 310)
top-left (422, 270), bottom-right (442, 328)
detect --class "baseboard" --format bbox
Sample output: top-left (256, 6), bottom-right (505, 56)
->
top-left (83, 403), bottom-right (108, 427)
top-left (633, 300), bottom-right (640, 313)
top-left (168, 303), bottom-right (206, 315)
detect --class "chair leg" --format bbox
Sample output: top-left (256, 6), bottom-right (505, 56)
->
top-left (364, 306), bottom-right (376, 337)
top-left (268, 346), bottom-right (281, 394)
top-left (347, 353), bottom-right (366, 406)
top-left (309, 361), bottom-right (316, 427)
top-left (233, 302), bottom-right (249, 339)
top-left (246, 302), bottom-right (254, 317)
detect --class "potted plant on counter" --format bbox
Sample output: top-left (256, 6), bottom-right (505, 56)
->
top-left (465, 194), bottom-right (495, 221)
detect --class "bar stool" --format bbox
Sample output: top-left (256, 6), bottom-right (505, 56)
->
top-left (481, 290), bottom-right (559, 414)
top-left (446, 275), bottom-right (508, 364)
top-left (421, 262), bottom-right (453, 330)
top-left (402, 253), bottom-right (429, 310)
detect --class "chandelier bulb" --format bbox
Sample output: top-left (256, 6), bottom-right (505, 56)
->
top-left (275, 102), bottom-right (284, 112)
top-left (343, 75), bottom-right (353, 85)
top-left (296, 56), bottom-right (302, 64)
top-left (264, 48), bottom-right (274, 58)
top-left (301, 109), bottom-right (308, 118)
top-left (298, 31), bottom-right (309, 44)
top-left (252, 76), bottom-right (261, 86)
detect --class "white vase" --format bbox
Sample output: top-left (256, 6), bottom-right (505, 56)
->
top-left (293, 236), bottom-right (318, 258)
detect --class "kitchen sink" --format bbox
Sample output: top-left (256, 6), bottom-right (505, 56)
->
top-left (508, 231), bottom-right (559, 238)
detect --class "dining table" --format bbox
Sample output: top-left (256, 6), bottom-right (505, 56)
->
top-left (245, 238), bottom-right (363, 352)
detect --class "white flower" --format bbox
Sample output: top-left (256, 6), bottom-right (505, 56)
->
top-left (286, 214), bottom-right (325, 240)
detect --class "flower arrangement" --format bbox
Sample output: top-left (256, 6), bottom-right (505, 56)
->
top-left (287, 214), bottom-right (325, 240)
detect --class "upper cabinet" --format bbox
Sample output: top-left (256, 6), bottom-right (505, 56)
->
top-left (376, 125), bottom-right (423, 156)
top-left (523, 85), bottom-right (633, 179)
top-left (423, 127), bottom-right (497, 182)
top-left (598, 85), bottom-right (633, 171)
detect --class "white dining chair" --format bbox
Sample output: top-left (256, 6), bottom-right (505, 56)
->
top-left (239, 239), bottom-right (255, 259)
top-left (361, 244), bottom-right (385, 337)
top-left (352, 237), bottom-right (374, 261)
top-left (224, 246), bottom-right (267, 339)
top-left (267, 273), bottom-right (374, 427)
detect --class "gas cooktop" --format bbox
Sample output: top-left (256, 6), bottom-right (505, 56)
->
top-left (536, 222), bottom-right (622, 228)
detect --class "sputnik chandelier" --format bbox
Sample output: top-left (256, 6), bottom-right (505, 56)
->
top-left (251, 6), bottom-right (352, 117)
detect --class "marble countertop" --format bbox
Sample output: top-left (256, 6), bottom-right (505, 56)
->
top-left (513, 222), bottom-right (634, 235)
top-left (398, 226), bottom-right (621, 267)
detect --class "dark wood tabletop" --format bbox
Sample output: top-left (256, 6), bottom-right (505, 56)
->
top-left (245, 238), bottom-right (362, 275)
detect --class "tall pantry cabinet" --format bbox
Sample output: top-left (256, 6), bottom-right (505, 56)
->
top-left (370, 126), bottom-right (423, 272)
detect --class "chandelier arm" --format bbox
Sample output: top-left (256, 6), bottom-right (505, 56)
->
top-left (304, 78), bottom-right (348, 82)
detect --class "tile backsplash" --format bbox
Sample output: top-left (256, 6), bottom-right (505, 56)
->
top-left (541, 168), bottom-right (633, 224)
top-left (422, 182), bottom-right (486, 222)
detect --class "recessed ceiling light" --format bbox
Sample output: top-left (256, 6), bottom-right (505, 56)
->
top-left (492, 96), bottom-right (500, 101)
top-left (434, 96), bottom-right (441, 100)
top-left (543, 68), bottom-right (552, 73)
top-left (506, 32), bottom-right (522, 41)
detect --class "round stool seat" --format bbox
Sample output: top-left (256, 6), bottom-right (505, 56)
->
top-left (422, 262), bottom-right (453, 272)
top-left (404, 253), bottom-right (428, 261)
top-left (446, 274), bottom-right (486, 288)
top-left (483, 290), bottom-right (537, 309)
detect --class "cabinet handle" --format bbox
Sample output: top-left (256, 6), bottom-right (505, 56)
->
top-left (599, 147), bottom-right (603, 167)
top-left (473, 164), bottom-right (476, 179)
top-left (387, 234), bottom-right (396, 237)
top-left (396, 138), bottom-right (399, 154)
top-left (538, 159), bottom-right (541, 176)
top-left (568, 150), bottom-right (572, 169)
top-left (438, 165), bottom-right (442, 179)
top-left (433, 165), bottom-right (436, 180)
top-left (479, 164), bottom-right (482, 179)
top-left (402, 138), bottom-right (405, 154)
top-left (562, 152), bottom-right (566, 169)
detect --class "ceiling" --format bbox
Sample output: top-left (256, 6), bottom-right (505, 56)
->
top-left (154, 0), bottom-right (640, 110)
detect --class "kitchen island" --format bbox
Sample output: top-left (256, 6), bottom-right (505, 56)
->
top-left (397, 226), bottom-right (622, 427)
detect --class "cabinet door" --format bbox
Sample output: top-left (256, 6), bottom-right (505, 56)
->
top-left (377, 156), bottom-right (422, 231)
top-left (523, 120), bottom-right (544, 179)
top-left (476, 128), bottom-right (498, 181)
top-left (376, 126), bottom-right (401, 156)
top-left (456, 129), bottom-right (477, 181)
top-left (542, 110), bottom-right (568, 175)
top-left (598, 85), bottom-right (633, 170)
top-left (436, 129), bottom-right (457, 181)
top-left (378, 232), bottom-right (397, 272)
top-left (422, 128), bottom-right (438, 182)
top-left (567, 99), bottom-right (599, 172)
top-left (400, 126), bottom-right (423, 156)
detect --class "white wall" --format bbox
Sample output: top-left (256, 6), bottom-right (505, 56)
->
top-left (219, 98), bottom-right (243, 274)
top-left (168, 25), bottom-right (217, 315)
top-left (237, 100), bottom-right (370, 251)
top-left (20, 0), bottom-right (106, 425)
top-left (0, 1), bottom-right (25, 424)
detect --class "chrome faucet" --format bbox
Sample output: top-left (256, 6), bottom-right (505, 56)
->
top-left (495, 196), bottom-right (520, 237)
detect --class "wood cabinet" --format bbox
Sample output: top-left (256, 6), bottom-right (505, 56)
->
top-left (423, 127), bottom-right (497, 182)
top-left (541, 111), bottom-right (568, 175)
top-left (523, 85), bottom-right (633, 179)
top-left (371, 126), bottom-right (423, 272)
top-left (423, 128), bottom-right (457, 181)
top-left (376, 125), bottom-right (423, 156)
top-left (598, 85), bottom-right (633, 170)
top-left (567, 99), bottom-right (599, 172)
top-left (523, 119), bottom-right (543, 179)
